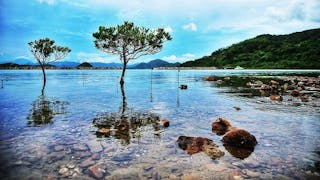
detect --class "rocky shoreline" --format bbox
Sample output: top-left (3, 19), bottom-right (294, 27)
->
top-left (204, 75), bottom-right (320, 109)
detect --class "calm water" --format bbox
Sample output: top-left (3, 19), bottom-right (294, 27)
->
top-left (0, 69), bottom-right (319, 179)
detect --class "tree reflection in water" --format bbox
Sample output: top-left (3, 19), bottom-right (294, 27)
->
top-left (27, 95), bottom-right (68, 126)
top-left (93, 83), bottom-right (162, 145)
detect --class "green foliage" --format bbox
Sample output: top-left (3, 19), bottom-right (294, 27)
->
top-left (181, 28), bottom-right (320, 69)
top-left (92, 21), bottom-right (172, 64)
top-left (28, 38), bottom-right (71, 65)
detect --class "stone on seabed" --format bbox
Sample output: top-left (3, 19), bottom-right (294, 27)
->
top-left (211, 117), bottom-right (233, 136)
top-left (222, 129), bottom-right (257, 148)
top-left (204, 76), bottom-right (216, 81)
top-left (161, 119), bottom-right (170, 127)
top-left (177, 136), bottom-right (224, 160)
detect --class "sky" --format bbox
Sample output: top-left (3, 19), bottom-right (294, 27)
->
top-left (0, 0), bottom-right (319, 64)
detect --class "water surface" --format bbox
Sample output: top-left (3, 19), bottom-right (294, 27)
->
top-left (0, 69), bottom-right (319, 179)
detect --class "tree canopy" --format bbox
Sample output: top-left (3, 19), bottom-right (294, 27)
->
top-left (93, 21), bottom-right (172, 63)
top-left (28, 38), bottom-right (71, 94)
top-left (93, 21), bottom-right (172, 84)
top-left (28, 38), bottom-right (71, 64)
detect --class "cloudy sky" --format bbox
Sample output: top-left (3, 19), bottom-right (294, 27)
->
top-left (0, 0), bottom-right (319, 64)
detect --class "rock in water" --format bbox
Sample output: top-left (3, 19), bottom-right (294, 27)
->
top-left (222, 129), bottom-right (257, 148)
top-left (204, 76), bottom-right (216, 81)
top-left (177, 136), bottom-right (224, 159)
top-left (224, 145), bottom-right (254, 159)
top-left (269, 95), bottom-right (283, 101)
top-left (233, 106), bottom-right (241, 111)
top-left (211, 117), bottom-right (233, 136)
top-left (179, 84), bottom-right (188, 89)
top-left (106, 168), bottom-right (141, 180)
top-left (291, 90), bottom-right (300, 97)
top-left (161, 119), bottom-right (170, 127)
top-left (88, 163), bottom-right (104, 179)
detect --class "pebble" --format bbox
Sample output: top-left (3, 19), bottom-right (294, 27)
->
top-left (67, 163), bottom-right (76, 169)
top-left (233, 175), bottom-right (243, 180)
top-left (58, 167), bottom-right (68, 175)
top-left (79, 151), bottom-right (91, 158)
top-left (169, 174), bottom-right (178, 180)
top-left (242, 169), bottom-right (260, 178)
top-left (73, 144), bottom-right (88, 151)
top-left (87, 140), bottom-right (103, 153)
top-left (88, 163), bottom-right (105, 179)
top-left (106, 167), bottom-right (140, 180)
top-left (54, 145), bottom-right (64, 151)
top-left (91, 153), bottom-right (100, 160)
top-left (80, 158), bottom-right (95, 168)
top-left (181, 173), bottom-right (201, 180)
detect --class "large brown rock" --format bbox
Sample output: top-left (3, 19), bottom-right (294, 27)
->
top-left (161, 119), bottom-right (170, 127)
top-left (224, 145), bottom-right (254, 159)
top-left (88, 163), bottom-right (104, 179)
top-left (222, 129), bottom-right (257, 148)
top-left (211, 118), bottom-right (233, 136)
top-left (269, 95), bottom-right (283, 101)
top-left (204, 76), bottom-right (216, 81)
top-left (177, 136), bottom-right (224, 159)
top-left (291, 90), bottom-right (300, 97)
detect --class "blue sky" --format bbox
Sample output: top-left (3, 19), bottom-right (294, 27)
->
top-left (0, 0), bottom-right (319, 64)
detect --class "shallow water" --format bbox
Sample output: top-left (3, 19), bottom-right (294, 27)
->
top-left (0, 69), bottom-right (319, 179)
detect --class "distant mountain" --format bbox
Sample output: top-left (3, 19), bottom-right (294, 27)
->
top-left (77, 62), bottom-right (93, 68)
top-left (181, 28), bottom-right (320, 69)
top-left (13, 58), bottom-right (36, 65)
top-left (50, 61), bottom-right (80, 67)
top-left (90, 62), bottom-right (122, 68)
top-left (0, 63), bottom-right (55, 69)
top-left (1, 58), bottom-right (37, 65)
top-left (131, 59), bottom-right (180, 69)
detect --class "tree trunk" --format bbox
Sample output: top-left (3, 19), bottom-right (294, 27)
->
top-left (120, 62), bottom-right (127, 85)
top-left (40, 63), bottom-right (46, 95)
top-left (120, 82), bottom-right (127, 116)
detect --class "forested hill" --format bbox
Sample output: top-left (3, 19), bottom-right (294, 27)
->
top-left (181, 28), bottom-right (320, 69)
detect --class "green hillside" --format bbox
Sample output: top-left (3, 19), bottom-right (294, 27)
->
top-left (182, 28), bottom-right (320, 69)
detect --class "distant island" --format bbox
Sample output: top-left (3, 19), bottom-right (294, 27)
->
top-left (181, 28), bottom-right (320, 69)
top-left (0, 59), bottom-right (180, 70)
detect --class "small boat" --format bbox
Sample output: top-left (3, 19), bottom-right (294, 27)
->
top-left (234, 65), bottom-right (244, 70)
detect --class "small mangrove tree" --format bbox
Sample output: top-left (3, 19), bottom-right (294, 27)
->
top-left (28, 38), bottom-right (71, 94)
top-left (92, 21), bottom-right (172, 85)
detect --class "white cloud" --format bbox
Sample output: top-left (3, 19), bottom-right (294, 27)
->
top-left (76, 52), bottom-right (117, 63)
top-left (64, 0), bottom-right (319, 35)
top-left (15, 56), bottom-right (31, 59)
top-left (182, 53), bottom-right (195, 59)
top-left (164, 26), bottom-right (173, 33)
top-left (162, 53), bottom-right (196, 62)
top-left (182, 22), bottom-right (197, 32)
top-left (38, 0), bottom-right (55, 5)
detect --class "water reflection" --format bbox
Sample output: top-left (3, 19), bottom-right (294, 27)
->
top-left (224, 145), bottom-right (254, 159)
top-left (27, 95), bottom-right (68, 126)
top-left (93, 83), bottom-right (163, 145)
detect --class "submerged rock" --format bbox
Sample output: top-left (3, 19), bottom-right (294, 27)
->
top-left (211, 117), bottom-right (233, 136)
top-left (88, 163), bottom-right (105, 179)
top-left (269, 95), bottom-right (283, 101)
top-left (204, 76), bottom-right (216, 81)
top-left (106, 168), bottom-right (141, 180)
top-left (233, 106), bottom-right (241, 111)
top-left (180, 84), bottom-right (188, 89)
top-left (161, 119), bottom-right (170, 127)
top-left (222, 129), bottom-right (257, 148)
top-left (177, 136), bottom-right (224, 159)
top-left (291, 90), bottom-right (300, 97)
top-left (269, 80), bottom-right (279, 86)
top-left (260, 84), bottom-right (271, 90)
top-left (224, 145), bottom-right (254, 159)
